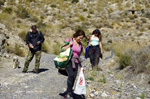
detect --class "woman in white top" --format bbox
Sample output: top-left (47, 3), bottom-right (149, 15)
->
top-left (88, 29), bottom-right (103, 70)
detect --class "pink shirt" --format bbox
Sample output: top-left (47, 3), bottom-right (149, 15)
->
top-left (65, 38), bottom-right (82, 63)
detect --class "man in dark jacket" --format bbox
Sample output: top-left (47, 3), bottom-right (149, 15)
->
top-left (22, 25), bottom-right (45, 74)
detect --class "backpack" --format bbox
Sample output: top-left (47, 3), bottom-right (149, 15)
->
top-left (28, 30), bottom-right (41, 38)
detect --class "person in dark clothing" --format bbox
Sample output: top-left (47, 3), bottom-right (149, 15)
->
top-left (22, 25), bottom-right (45, 74)
top-left (88, 29), bottom-right (103, 70)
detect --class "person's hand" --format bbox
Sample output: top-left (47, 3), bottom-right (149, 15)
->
top-left (69, 41), bottom-right (73, 46)
top-left (37, 41), bottom-right (40, 45)
top-left (88, 43), bottom-right (91, 46)
top-left (29, 43), bottom-right (34, 48)
top-left (101, 50), bottom-right (103, 54)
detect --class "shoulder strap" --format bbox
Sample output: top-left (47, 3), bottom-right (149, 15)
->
top-left (29, 32), bottom-right (32, 37)
top-left (29, 30), bottom-right (41, 38)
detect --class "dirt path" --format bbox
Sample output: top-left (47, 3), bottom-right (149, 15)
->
top-left (0, 53), bottom-right (67, 99)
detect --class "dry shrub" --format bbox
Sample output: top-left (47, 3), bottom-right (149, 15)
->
top-left (114, 41), bottom-right (150, 73)
top-left (130, 46), bottom-right (150, 73)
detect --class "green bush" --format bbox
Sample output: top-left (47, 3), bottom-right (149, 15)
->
top-left (78, 15), bottom-right (85, 21)
top-left (87, 77), bottom-right (94, 81)
top-left (87, 14), bottom-right (91, 18)
top-left (37, 22), bottom-right (46, 29)
top-left (89, 8), bottom-right (94, 14)
top-left (26, 0), bottom-right (35, 2)
top-left (18, 31), bottom-right (27, 41)
top-left (138, 92), bottom-right (146, 99)
top-left (42, 42), bottom-right (49, 53)
top-left (36, 22), bottom-right (47, 34)
top-left (29, 16), bottom-right (39, 22)
top-left (98, 77), bottom-right (106, 83)
top-left (0, 0), bottom-right (5, 6)
top-left (119, 53), bottom-right (131, 69)
top-left (72, 0), bottom-right (79, 3)
top-left (83, 8), bottom-right (88, 12)
top-left (16, 5), bottom-right (29, 19)
top-left (16, 19), bottom-right (22, 23)
top-left (5, 45), bottom-right (14, 53)
top-left (145, 12), bottom-right (150, 18)
top-left (14, 45), bottom-right (25, 57)
top-left (51, 4), bottom-right (57, 8)
top-left (2, 7), bottom-right (12, 14)
top-left (73, 25), bottom-right (86, 31)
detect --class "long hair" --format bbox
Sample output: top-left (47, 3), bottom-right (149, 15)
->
top-left (73, 29), bottom-right (86, 38)
top-left (92, 29), bottom-right (102, 41)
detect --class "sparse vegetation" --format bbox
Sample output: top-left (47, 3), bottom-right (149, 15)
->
top-left (0, 0), bottom-right (6, 6)
top-left (53, 42), bottom-right (61, 55)
top-left (98, 75), bottom-right (106, 83)
top-left (15, 5), bottom-right (29, 18)
top-left (14, 45), bottom-right (25, 57)
top-left (41, 42), bottom-right (49, 53)
top-left (2, 7), bottom-right (13, 14)
top-left (138, 92), bottom-right (146, 99)
top-left (18, 31), bottom-right (27, 41)
top-left (119, 53), bottom-right (131, 69)
top-left (87, 77), bottom-right (94, 81)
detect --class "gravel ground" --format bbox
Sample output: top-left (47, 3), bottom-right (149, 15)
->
top-left (0, 53), bottom-right (68, 99)
top-left (0, 52), bottom-right (150, 99)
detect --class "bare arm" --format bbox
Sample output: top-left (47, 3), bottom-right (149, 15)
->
top-left (88, 35), bottom-right (92, 46)
top-left (99, 41), bottom-right (103, 54)
top-left (59, 42), bottom-right (73, 52)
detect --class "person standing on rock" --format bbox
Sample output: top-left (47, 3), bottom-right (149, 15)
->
top-left (59, 30), bottom-right (86, 98)
top-left (22, 25), bottom-right (45, 74)
top-left (88, 29), bottom-right (103, 70)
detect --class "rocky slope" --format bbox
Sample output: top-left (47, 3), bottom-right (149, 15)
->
top-left (0, 52), bottom-right (150, 99)
top-left (0, 0), bottom-right (150, 99)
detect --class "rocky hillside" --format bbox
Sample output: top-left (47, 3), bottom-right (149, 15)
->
top-left (0, 0), bottom-right (149, 54)
top-left (0, 0), bottom-right (150, 99)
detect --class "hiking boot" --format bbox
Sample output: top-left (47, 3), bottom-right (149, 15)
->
top-left (22, 71), bottom-right (27, 73)
top-left (32, 71), bottom-right (39, 74)
top-left (32, 69), bottom-right (39, 74)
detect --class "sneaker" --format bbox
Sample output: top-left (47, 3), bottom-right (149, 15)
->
top-left (59, 91), bottom-right (67, 96)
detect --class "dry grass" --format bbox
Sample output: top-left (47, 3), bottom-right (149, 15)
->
top-left (114, 40), bottom-right (150, 73)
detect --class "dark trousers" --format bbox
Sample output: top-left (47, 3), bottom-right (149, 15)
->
top-left (66, 61), bottom-right (78, 93)
top-left (88, 45), bottom-right (101, 67)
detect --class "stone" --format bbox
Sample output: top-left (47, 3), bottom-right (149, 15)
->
top-left (94, 91), bottom-right (99, 96)
top-left (101, 92), bottom-right (108, 98)
top-left (135, 97), bottom-right (141, 99)
top-left (89, 93), bottom-right (94, 98)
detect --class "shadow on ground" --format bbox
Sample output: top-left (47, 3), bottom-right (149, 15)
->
top-left (38, 68), bottom-right (49, 73)
top-left (59, 91), bottom-right (85, 99)
top-left (58, 69), bottom-right (68, 76)
top-left (72, 93), bottom-right (85, 99)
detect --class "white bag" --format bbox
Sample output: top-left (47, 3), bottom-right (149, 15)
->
top-left (74, 67), bottom-right (86, 95)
